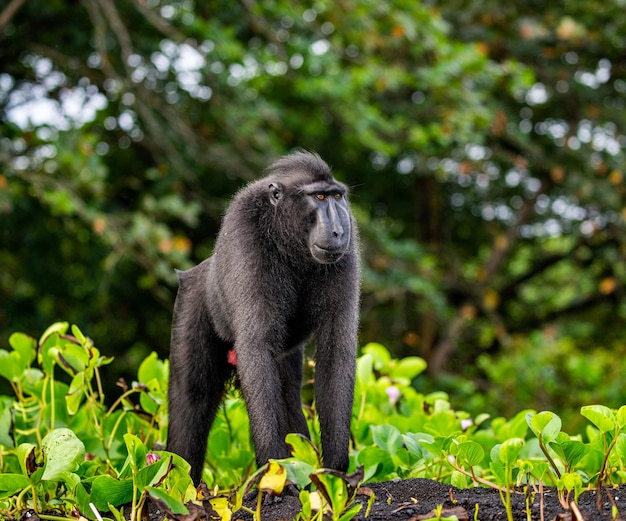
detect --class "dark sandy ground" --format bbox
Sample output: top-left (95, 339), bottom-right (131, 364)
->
top-left (172, 478), bottom-right (626, 520)
top-left (228, 478), bottom-right (626, 520)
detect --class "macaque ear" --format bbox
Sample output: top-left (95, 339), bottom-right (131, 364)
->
top-left (269, 182), bottom-right (283, 206)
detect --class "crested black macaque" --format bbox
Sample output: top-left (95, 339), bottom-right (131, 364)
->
top-left (167, 151), bottom-right (360, 485)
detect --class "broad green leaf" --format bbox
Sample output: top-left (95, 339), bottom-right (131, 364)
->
top-left (402, 432), bottom-right (429, 460)
top-left (0, 474), bottom-right (30, 498)
top-left (39, 322), bottom-right (69, 345)
top-left (389, 356), bottom-right (427, 381)
top-left (550, 439), bottom-right (587, 468)
top-left (454, 440), bottom-right (485, 467)
top-left (146, 486), bottom-right (189, 515)
top-left (493, 410), bottom-right (533, 440)
top-left (54, 342), bottom-right (89, 375)
top-left (355, 353), bottom-right (374, 387)
top-left (497, 438), bottom-right (524, 465)
top-left (489, 460), bottom-right (506, 486)
top-left (41, 428), bottom-right (85, 480)
top-left (8, 332), bottom-right (37, 365)
top-left (371, 424), bottom-right (403, 457)
top-left (138, 352), bottom-right (168, 383)
top-left (90, 475), bottom-right (133, 511)
top-left (527, 411), bottom-right (562, 442)
top-left (135, 455), bottom-right (170, 489)
top-left (124, 433), bottom-right (148, 472)
top-left (529, 461), bottom-right (554, 483)
top-left (581, 405), bottom-right (615, 433)
top-left (0, 399), bottom-right (13, 447)
top-left (361, 343), bottom-right (391, 370)
top-left (281, 457), bottom-right (316, 489)
top-left (357, 446), bottom-right (394, 481)
top-left (616, 406), bottom-right (626, 429)
top-left (311, 472), bottom-right (348, 512)
top-left (451, 470), bottom-right (471, 489)
top-left (139, 380), bottom-right (161, 415)
top-left (0, 349), bottom-right (22, 382)
top-left (559, 472), bottom-right (583, 493)
top-left (286, 432), bottom-right (320, 466)
top-left (615, 433), bottom-right (626, 461)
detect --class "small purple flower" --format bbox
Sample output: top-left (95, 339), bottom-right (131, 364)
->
top-left (146, 453), bottom-right (161, 465)
top-left (460, 419), bottom-right (473, 431)
top-left (385, 385), bottom-right (401, 405)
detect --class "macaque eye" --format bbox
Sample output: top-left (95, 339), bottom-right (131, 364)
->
top-left (334, 193), bottom-right (342, 200)
top-left (316, 194), bottom-right (326, 201)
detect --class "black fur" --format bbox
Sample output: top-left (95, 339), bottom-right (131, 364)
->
top-left (167, 152), bottom-right (360, 484)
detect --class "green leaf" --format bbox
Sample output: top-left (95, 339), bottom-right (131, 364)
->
top-left (281, 457), bottom-right (316, 489)
top-left (454, 440), bottom-right (485, 467)
top-left (489, 460), bottom-right (506, 485)
top-left (497, 438), bottom-right (524, 465)
top-left (361, 343), bottom-right (391, 370)
top-left (527, 411), bottom-right (562, 442)
top-left (616, 406), bottom-right (626, 429)
top-left (389, 356), bottom-right (427, 381)
top-left (402, 432), bottom-right (428, 460)
top-left (8, 332), bottom-right (37, 366)
top-left (41, 428), bottom-right (85, 480)
top-left (71, 324), bottom-right (87, 345)
top-left (311, 471), bottom-right (348, 513)
top-left (285, 432), bottom-right (320, 467)
top-left (39, 322), bottom-right (69, 346)
top-left (0, 474), bottom-right (31, 498)
top-left (357, 446), bottom-right (394, 481)
top-left (581, 405), bottom-right (616, 433)
top-left (16, 443), bottom-right (37, 477)
top-left (124, 433), bottom-right (148, 472)
top-left (355, 353), bottom-right (375, 387)
top-left (0, 399), bottom-right (13, 447)
top-left (135, 455), bottom-right (171, 489)
top-left (0, 349), bottom-right (23, 382)
top-left (550, 439), bottom-right (587, 468)
top-left (339, 503), bottom-right (363, 521)
top-left (66, 373), bottom-right (85, 415)
top-left (91, 475), bottom-right (133, 511)
top-left (55, 342), bottom-right (89, 375)
top-left (299, 489), bottom-right (313, 519)
top-left (559, 472), bottom-right (583, 493)
top-left (371, 424), bottom-right (403, 457)
top-left (138, 351), bottom-right (168, 383)
top-left (146, 486), bottom-right (189, 515)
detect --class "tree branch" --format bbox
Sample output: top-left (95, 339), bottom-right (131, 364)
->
top-left (0, 0), bottom-right (26, 32)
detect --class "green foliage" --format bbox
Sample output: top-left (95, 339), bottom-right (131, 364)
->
top-left (471, 333), bottom-right (626, 430)
top-left (5, 326), bottom-right (626, 520)
top-left (0, 323), bottom-right (194, 520)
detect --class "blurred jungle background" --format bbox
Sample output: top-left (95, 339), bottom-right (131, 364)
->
top-left (1, 0), bottom-right (625, 431)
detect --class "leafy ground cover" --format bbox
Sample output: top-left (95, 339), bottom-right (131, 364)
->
top-left (2, 324), bottom-right (626, 521)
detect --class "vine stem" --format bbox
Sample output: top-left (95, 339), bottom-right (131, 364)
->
top-left (450, 461), bottom-right (516, 494)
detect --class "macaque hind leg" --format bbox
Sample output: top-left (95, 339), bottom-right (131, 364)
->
top-left (167, 265), bottom-right (234, 485)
